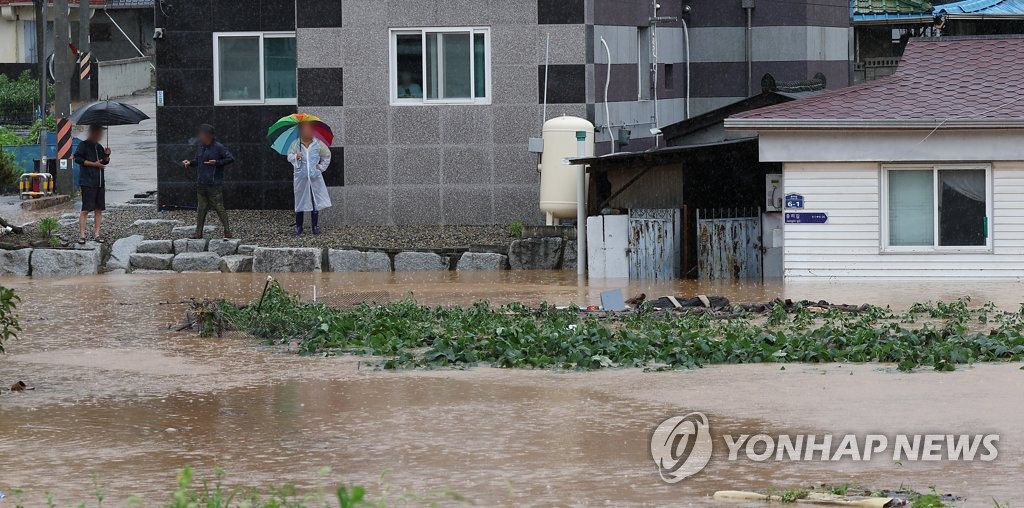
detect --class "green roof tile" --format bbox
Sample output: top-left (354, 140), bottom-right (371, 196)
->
top-left (853, 0), bottom-right (933, 14)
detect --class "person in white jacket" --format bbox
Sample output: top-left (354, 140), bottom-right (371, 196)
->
top-left (287, 122), bottom-right (333, 235)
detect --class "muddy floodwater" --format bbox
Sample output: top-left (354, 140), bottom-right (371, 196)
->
top-left (1, 273), bottom-right (1022, 506)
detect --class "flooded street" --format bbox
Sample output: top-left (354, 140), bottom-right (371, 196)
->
top-left (1, 273), bottom-right (1022, 506)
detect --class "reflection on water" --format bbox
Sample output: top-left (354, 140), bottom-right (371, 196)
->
top-left (0, 273), bottom-right (1022, 505)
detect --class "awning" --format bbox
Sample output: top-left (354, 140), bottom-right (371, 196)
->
top-left (569, 138), bottom-right (752, 171)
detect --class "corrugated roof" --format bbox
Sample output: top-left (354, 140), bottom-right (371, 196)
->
top-left (0, 0), bottom-right (105, 5)
top-left (853, 0), bottom-right (935, 23)
top-left (726, 36), bottom-right (1024, 130)
top-left (936, 0), bottom-right (1024, 18)
top-left (105, 0), bottom-right (154, 8)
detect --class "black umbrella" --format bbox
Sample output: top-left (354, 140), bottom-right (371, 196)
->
top-left (70, 100), bottom-right (150, 126)
top-left (70, 100), bottom-right (150, 148)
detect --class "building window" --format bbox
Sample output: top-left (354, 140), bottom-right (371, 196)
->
top-left (389, 28), bottom-right (491, 105)
top-left (213, 32), bottom-right (297, 105)
top-left (882, 165), bottom-right (991, 252)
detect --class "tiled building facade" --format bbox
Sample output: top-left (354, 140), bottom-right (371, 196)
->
top-left (154, 0), bottom-right (851, 225)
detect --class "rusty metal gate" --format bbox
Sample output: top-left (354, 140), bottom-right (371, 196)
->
top-left (697, 208), bottom-right (762, 281)
top-left (628, 209), bottom-right (681, 280)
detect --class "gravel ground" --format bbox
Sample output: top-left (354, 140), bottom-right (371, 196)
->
top-left (52, 198), bottom-right (518, 251)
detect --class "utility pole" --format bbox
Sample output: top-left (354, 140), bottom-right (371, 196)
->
top-left (54, 0), bottom-right (72, 119)
top-left (35, 0), bottom-right (48, 160)
top-left (78, 0), bottom-right (90, 102)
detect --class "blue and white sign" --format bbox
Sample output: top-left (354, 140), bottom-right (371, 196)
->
top-left (785, 193), bottom-right (805, 209)
top-left (785, 212), bottom-right (828, 224)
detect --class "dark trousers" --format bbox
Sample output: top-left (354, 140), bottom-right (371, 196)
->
top-left (196, 185), bottom-right (231, 236)
top-left (295, 192), bottom-right (319, 231)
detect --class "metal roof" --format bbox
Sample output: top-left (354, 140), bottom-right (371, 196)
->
top-left (936, 0), bottom-right (1024, 18)
top-left (105, 0), bottom-right (154, 7)
top-left (726, 36), bottom-right (1024, 130)
top-left (853, 0), bottom-right (935, 24)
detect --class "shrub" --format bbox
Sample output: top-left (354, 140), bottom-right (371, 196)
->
top-left (0, 148), bottom-right (21, 191)
top-left (0, 285), bottom-right (20, 354)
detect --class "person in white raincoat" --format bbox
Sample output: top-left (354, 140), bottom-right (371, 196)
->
top-left (287, 122), bottom-right (332, 235)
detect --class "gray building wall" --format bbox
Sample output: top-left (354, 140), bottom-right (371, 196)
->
top-left (589, 0), bottom-right (851, 154)
top-left (154, 0), bottom-right (852, 225)
top-left (303, 0), bottom-right (588, 227)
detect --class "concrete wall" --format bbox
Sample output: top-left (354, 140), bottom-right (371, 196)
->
top-left (304, 0), bottom-right (587, 226)
top-left (1, 6), bottom-right (149, 64)
top-left (154, 0), bottom-right (300, 211)
top-left (98, 57), bottom-right (152, 99)
top-left (588, 0), bottom-right (852, 153)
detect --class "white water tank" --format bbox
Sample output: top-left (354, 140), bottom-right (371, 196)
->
top-left (539, 116), bottom-right (594, 224)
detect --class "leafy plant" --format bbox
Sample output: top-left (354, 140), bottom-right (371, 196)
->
top-left (0, 148), bottom-right (20, 191)
top-left (507, 219), bottom-right (524, 238)
top-left (0, 285), bottom-right (20, 354)
top-left (0, 71), bottom-right (53, 125)
top-left (215, 284), bottom-right (1024, 372)
top-left (38, 217), bottom-right (60, 246)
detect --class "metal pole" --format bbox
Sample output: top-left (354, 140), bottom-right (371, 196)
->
top-left (575, 130), bottom-right (588, 277)
top-left (79, 0), bottom-right (90, 101)
top-left (54, 0), bottom-right (71, 119)
top-left (35, 0), bottom-right (48, 161)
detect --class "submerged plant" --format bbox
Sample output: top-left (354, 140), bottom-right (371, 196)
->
top-left (0, 286), bottom-right (20, 354)
top-left (217, 283), bottom-right (1024, 372)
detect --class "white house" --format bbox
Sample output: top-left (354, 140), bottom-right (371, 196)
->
top-left (725, 36), bottom-right (1024, 279)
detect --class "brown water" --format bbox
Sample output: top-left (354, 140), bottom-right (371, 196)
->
top-left (1, 273), bottom-right (1022, 506)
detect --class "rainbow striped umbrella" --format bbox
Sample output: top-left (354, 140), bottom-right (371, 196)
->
top-left (267, 113), bottom-right (335, 155)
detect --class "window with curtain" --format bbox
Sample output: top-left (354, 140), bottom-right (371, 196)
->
top-left (390, 28), bottom-right (490, 105)
top-left (885, 166), bottom-right (990, 250)
top-left (214, 32), bottom-right (296, 105)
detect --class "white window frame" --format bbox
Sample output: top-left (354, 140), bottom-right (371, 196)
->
top-left (213, 31), bottom-right (297, 106)
top-left (388, 27), bottom-right (492, 106)
top-left (880, 164), bottom-right (993, 254)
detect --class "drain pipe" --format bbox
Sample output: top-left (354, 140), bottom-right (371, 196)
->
top-left (599, 37), bottom-right (615, 153)
top-left (651, 0), bottom-right (660, 143)
top-left (743, 0), bottom-right (754, 96)
top-left (681, 9), bottom-right (690, 119)
top-left (575, 130), bottom-right (588, 277)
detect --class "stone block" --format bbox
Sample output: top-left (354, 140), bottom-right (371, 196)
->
top-left (508, 237), bottom-right (564, 270)
top-left (457, 252), bottom-right (508, 271)
top-left (108, 235), bottom-right (145, 270)
top-left (0, 248), bottom-right (32, 276)
top-left (172, 252), bottom-right (223, 272)
top-left (252, 247), bottom-right (324, 273)
top-left (137, 240), bottom-right (174, 254)
top-left (132, 219), bottom-right (185, 228)
top-left (174, 238), bottom-right (209, 254)
top-left (171, 225), bottom-right (218, 238)
top-left (208, 238), bottom-right (241, 256)
top-left (327, 249), bottom-right (392, 272)
top-left (219, 255), bottom-right (254, 273)
top-left (31, 249), bottom-right (100, 276)
top-left (130, 253), bottom-right (175, 271)
top-left (237, 244), bottom-right (257, 255)
top-left (394, 251), bottom-right (449, 272)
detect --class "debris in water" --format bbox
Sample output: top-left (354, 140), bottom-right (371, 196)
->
top-left (9, 381), bottom-right (34, 392)
top-left (625, 292), bottom-right (646, 306)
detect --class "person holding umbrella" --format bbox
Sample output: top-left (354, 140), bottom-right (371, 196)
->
top-left (268, 114), bottom-right (334, 236)
top-left (73, 125), bottom-right (110, 243)
top-left (182, 124), bottom-right (235, 239)
top-left (69, 100), bottom-right (151, 244)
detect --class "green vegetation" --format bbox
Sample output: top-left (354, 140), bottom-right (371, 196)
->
top-left (217, 284), bottom-right (1024, 371)
top-left (39, 217), bottom-right (61, 246)
top-left (0, 285), bottom-right (20, 354)
top-left (0, 71), bottom-right (53, 125)
top-left (2, 466), bottom-right (466, 507)
top-left (0, 147), bottom-right (19, 190)
top-left (506, 219), bottom-right (524, 238)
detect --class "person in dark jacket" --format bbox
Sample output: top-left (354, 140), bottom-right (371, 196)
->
top-left (182, 124), bottom-right (234, 239)
top-left (73, 125), bottom-right (111, 243)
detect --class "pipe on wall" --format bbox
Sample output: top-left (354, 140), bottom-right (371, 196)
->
top-left (743, 0), bottom-right (754, 96)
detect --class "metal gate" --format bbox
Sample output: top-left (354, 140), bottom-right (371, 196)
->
top-left (628, 209), bottom-right (681, 281)
top-left (697, 207), bottom-right (762, 281)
